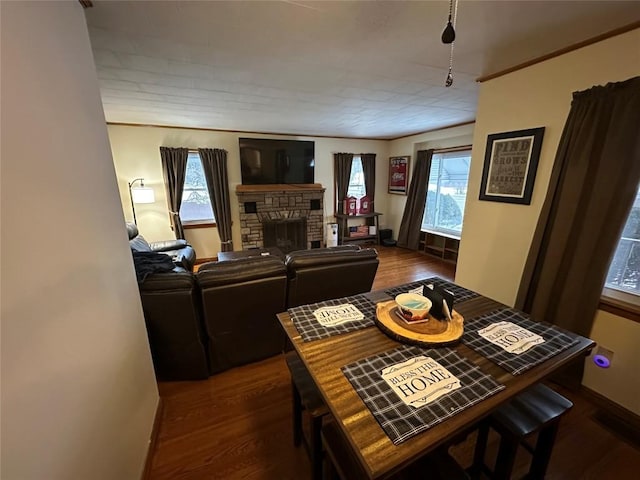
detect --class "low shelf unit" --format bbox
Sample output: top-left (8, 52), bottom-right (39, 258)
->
top-left (419, 230), bottom-right (460, 265)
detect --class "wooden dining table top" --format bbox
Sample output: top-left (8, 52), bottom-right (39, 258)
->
top-left (277, 288), bottom-right (595, 480)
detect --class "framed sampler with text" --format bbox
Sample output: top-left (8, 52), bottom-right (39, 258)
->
top-left (479, 127), bottom-right (545, 205)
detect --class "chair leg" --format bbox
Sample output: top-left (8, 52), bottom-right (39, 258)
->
top-left (292, 380), bottom-right (303, 447)
top-left (493, 433), bottom-right (519, 480)
top-left (470, 420), bottom-right (490, 479)
top-left (323, 454), bottom-right (338, 480)
top-left (527, 421), bottom-right (560, 479)
top-left (311, 415), bottom-right (324, 480)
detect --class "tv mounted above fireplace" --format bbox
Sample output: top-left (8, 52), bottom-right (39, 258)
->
top-left (239, 138), bottom-right (314, 185)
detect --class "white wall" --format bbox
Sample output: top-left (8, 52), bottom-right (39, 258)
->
top-left (386, 124), bottom-right (475, 238)
top-left (1, 3), bottom-right (159, 478)
top-left (108, 125), bottom-right (389, 258)
top-left (455, 29), bottom-right (640, 413)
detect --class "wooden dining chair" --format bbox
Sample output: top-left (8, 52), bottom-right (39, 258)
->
top-left (322, 419), bottom-right (469, 480)
top-left (470, 383), bottom-right (573, 480)
top-left (285, 351), bottom-right (329, 480)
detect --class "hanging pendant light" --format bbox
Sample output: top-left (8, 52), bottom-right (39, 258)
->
top-left (441, 0), bottom-right (456, 43)
top-left (442, 0), bottom-right (459, 87)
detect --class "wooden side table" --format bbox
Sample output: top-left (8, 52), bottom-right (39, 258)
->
top-left (335, 213), bottom-right (382, 246)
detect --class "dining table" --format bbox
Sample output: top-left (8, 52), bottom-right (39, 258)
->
top-left (277, 278), bottom-right (595, 480)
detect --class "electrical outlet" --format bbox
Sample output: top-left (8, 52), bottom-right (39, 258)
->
top-left (592, 346), bottom-right (613, 368)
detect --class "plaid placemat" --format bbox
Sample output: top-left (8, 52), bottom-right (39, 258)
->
top-left (288, 294), bottom-right (377, 342)
top-left (385, 277), bottom-right (480, 303)
top-left (462, 308), bottom-right (580, 375)
top-left (342, 345), bottom-right (504, 445)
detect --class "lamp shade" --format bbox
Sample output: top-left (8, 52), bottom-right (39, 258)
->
top-left (131, 186), bottom-right (155, 204)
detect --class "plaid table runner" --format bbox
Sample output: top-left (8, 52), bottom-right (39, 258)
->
top-left (462, 308), bottom-right (580, 375)
top-left (342, 345), bottom-right (504, 445)
top-left (384, 277), bottom-right (480, 303)
top-left (288, 294), bottom-right (377, 342)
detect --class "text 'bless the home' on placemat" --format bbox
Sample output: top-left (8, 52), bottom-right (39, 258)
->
top-left (342, 345), bottom-right (504, 445)
top-left (288, 294), bottom-right (377, 342)
top-left (462, 308), bottom-right (580, 375)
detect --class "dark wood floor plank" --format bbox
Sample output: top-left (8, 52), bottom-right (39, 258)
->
top-left (149, 246), bottom-right (640, 479)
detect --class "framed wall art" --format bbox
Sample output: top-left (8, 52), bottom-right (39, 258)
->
top-left (479, 127), bottom-right (545, 205)
top-left (388, 156), bottom-right (410, 195)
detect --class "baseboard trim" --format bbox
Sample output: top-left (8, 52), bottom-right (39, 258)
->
top-left (581, 386), bottom-right (640, 447)
top-left (142, 397), bottom-right (164, 480)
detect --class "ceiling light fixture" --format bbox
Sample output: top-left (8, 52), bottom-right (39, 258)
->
top-left (442, 0), bottom-right (459, 87)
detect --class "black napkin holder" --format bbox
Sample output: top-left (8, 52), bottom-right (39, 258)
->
top-left (423, 285), bottom-right (455, 320)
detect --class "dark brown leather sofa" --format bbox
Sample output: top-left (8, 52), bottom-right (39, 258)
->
top-left (285, 247), bottom-right (379, 307)
top-left (138, 272), bottom-right (210, 380)
top-left (127, 222), bottom-right (196, 271)
top-left (136, 246), bottom-right (379, 380)
top-left (196, 256), bottom-right (288, 374)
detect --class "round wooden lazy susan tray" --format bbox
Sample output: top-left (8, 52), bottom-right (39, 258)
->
top-left (375, 300), bottom-right (464, 347)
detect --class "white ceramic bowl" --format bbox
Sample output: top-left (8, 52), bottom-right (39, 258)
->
top-left (395, 293), bottom-right (432, 321)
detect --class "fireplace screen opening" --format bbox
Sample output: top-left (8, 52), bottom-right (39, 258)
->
top-left (262, 218), bottom-right (307, 253)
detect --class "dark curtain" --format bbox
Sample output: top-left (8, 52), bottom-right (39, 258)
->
top-left (516, 77), bottom-right (640, 384)
top-left (361, 153), bottom-right (376, 209)
top-left (199, 148), bottom-right (234, 252)
top-left (334, 153), bottom-right (354, 213)
top-left (160, 147), bottom-right (188, 239)
top-left (397, 150), bottom-right (434, 249)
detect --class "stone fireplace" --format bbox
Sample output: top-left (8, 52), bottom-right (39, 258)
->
top-left (236, 184), bottom-right (325, 251)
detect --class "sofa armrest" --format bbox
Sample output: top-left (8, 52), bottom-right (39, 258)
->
top-left (150, 239), bottom-right (189, 252)
top-left (161, 246), bottom-right (196, 272)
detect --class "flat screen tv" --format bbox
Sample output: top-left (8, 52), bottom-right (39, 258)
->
top-left (239, 138), bottom-right (314, 185)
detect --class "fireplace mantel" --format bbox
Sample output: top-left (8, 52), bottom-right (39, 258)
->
top-left (236, 183), bottom-right (325, 193)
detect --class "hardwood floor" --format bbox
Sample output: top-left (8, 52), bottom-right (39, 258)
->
top-left (149, 246), bottom-right (639, 479)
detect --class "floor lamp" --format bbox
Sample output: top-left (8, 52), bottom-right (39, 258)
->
top-left (128, 178), bottom-right (155, 225)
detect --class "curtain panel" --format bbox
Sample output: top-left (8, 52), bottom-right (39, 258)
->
top-left (361, 153), bottom-right (376, 208)
top-left (198, 148), bottom-right (234, 252)
top-left (397, 150), bottom-right (434, 250)
top-left (159, 146), bottom-right (189, 239)
top-left (334, 153), bottom-right (354, 214)
top-left (516, 76), bottom-right (640, 342)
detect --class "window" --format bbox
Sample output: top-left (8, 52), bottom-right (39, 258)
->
top-left (347, 155), bottom-right (366, 198)
top-left (421, 150), bottom-right (472, 236)
top-left (179, 152), bottom-right (215, 224)
top-left (335, 155), bottom-right (366, 211)
top-left (603, 183), bottom-right (640, 305)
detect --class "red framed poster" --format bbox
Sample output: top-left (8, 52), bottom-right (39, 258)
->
top-left (388, 156), bottom-right (410, 195)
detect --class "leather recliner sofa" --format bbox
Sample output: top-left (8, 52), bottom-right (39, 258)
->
top-left (127, 222), bottom-right (196, 271)
top-left (196, 256), bottom-right (288, 374)
top-left (138, 272), bottom-right (210, 380)
top-left (285, 246), bottom-right (379, 307)
top-left (136, 246), bottom-right (380, 380)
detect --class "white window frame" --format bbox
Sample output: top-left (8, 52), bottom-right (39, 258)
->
top-left (180, 152), bottom-right (215, 225)
top-left (335, 154), bottom-right (367, 212)
top-left (347, 155), bottom-right (366, 199)
top-left (601, 183), bottom-right (640, 313)
top-left (421, 150), bottom-right (472, 238)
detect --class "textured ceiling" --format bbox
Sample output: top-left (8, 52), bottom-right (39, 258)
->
top-left (85, 1), bottom-right (640, 139)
